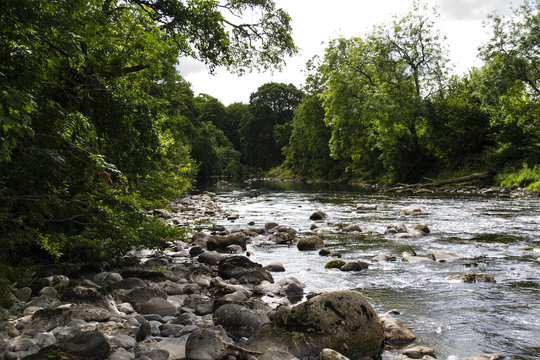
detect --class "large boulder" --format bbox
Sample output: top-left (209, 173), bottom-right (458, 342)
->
top-left (297, 236), bottom-right (325, 251)
top-left (340, 261), bottom-right (369, 272)
top-left (246, 290), bottom-right (384, 359)
top-left (185, 326), bottom-right (231, 360)
top-left (218, 256), bottom-right (274, 285)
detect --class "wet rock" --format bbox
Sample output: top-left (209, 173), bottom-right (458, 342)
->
top-left (247, 290), bottom-right (384, 359)
top-left (137, 297), bottom-right (177, 317)
top-left (378, 314), bottom-right (416, 346)
top-left (325, 259), bottom-right (346, 269)
top-left (343, 225), bottom-right (362, 232)
top-left (402, 255), bottom-right (433, 263)
top-left (400, 207), bottom-right (429, 216)
top-left (319, 249), bottom-right (331, 256)
top-left (277, 277), bottom-right (306, 298)
top-left (218, 256), bottom-right (274, 285)
top-left (213, 303), bottom-right (269, 340)
top-left (265, 263), bottom-right (286, 272)
top-left (412, 224), bottom-right (430, 234)
top-left (402, 346), bottom-right (436, 359)
top-left (319, 348), bottom-right (350, 360)
top-left (207, 232), bottom-right (248, 251)
top-left (185, 326), bottom-right (231, 360)
top-left (265, 222), bottom-right (279, 230)
top-left (432, 251), bottom-right (459, 262)
top-left (372, 254), bottom-right (397, 262)
top-left (340, 260), bottom-right (369, 272)
top-left (310, 211), bottom-right (328, 220)
top-left (356, 204), bottom-right (377, 212)
top-left (448, 273), bottom-right (496, 283)
top-left (197, 250), bottom-right (226, 266)
top-left (297, 236), bottom-right (325, 251)
top-left (385, 223), bottom-right (409, 234)
top-left (226, 244), bottom-right (243, 254)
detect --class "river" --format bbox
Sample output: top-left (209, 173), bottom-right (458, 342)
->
top-left (203, 180), bottom-right (540, 360)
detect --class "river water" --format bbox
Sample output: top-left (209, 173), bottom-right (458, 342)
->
top-left (204, 180), bottom-right (540, 360)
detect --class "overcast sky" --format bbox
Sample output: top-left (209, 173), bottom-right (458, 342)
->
top-left (177, 0), bottom-right (523, 105)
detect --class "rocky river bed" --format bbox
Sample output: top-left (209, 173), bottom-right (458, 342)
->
top-left (1, 187), bottom-right (536, 360)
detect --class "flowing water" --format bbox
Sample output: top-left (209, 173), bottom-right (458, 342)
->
top-left (204, 180), bottom-right (540, 360)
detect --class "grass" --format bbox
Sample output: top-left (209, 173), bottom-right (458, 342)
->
top-left (496, 164), bottom-right (540, 190)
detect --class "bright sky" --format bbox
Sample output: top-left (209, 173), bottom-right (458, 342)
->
top-left (177, 0), bottom-right (523, 105)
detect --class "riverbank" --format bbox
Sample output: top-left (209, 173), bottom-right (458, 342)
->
top-left (1, 191), bottom-right (516, 360)
top-left (243, 176), bottom-right (540, 198)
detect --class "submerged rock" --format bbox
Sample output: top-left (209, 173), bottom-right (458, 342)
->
top-left (447, 273), bottom-right (496, 283)
top-left (246, 290), bottom-right (384, 359)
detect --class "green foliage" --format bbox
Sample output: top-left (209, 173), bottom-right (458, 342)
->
top-left (496, 164), bottom-right (540, 190)
top-left (0, 0), bottom-right (296, 274)
top-left (240, 83), bottom-right (303, 170)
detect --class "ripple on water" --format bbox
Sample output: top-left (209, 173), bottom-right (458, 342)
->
top-left (209, 181), bottom-right (540, 359)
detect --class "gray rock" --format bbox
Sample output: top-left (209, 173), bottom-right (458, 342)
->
top-left (297, 236), bottom-right (325, 251)
top-left (247, 290), bottom-right (384, 359)
top-left (138, 298), bottom-right (177, 317)
top-left (378, 314), bottom-right (416, 345)
top-left (109, 348), bottom-right (136, 360)
top-left (402, 345), bottom-right (436, 359)
top-left (277, 277), bottom-right (306, 298)
top-left (197, 251), bottom-right (226, 266)
top-left (39, 286), bottom-right (58, 298)
top-left (154, 335), bottom-right (189, 360)
top-left (94, 272), bottom-right (123, 288)
top-left (207, 232), bottom-right (248, 251)
top-left (385, 223), bottom-right (408, 234)
top-left (218, 256), bottom-right (273, 285)
top-left (183, 295), bottom-right (215, 316)
top-left (310, 211), bottom-right (328, 220)
top-left (59, 330), bottom-right (111, 360)
top-left (372, 254), bottom-right (397, 262)
top-left (264, 263), bottom-right (285, 272)
top-left (340, 260), bottom-right (369, 272)
top-left (71, 303), bottom-right (111, 322)
top-left (109, 278), bottom-right (148, 291)
top-left (159, 281), bottom-right (185, 296)
top-left (159, 324), bottom-right (185, 337)
top-left (15, 288), bottom-right (32, 302)
top-left (109, 334), bottom-right (137, 350)
top-left (448, 273), bottom-right (496, 283)
top-left (185, 326), bottom-right (231, 360)
top-left (35, 332), bottom-right (55, 348)
top-left (343, 225), bottom-right (362, 232)
top-left (213, 304), bottom-right (269, 341)
top-left (265, 222), bottom-right (279, 230)
top-left (124, 287), bottom-right (167, 311)
top-left (24, 295), bottom-right (60, 310)
top-left (61, 285), bottom-right (111, 308)
top-left (8, 336), bottom-right (39, 352)
top-left (432, 251), bottom-right (459, 262)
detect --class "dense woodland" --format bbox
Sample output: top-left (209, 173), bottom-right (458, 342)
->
top-left (0, 0), bottom-right (539, 297)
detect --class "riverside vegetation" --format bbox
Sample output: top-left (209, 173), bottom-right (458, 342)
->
top-left (0, 0), bottom-right (539, 358)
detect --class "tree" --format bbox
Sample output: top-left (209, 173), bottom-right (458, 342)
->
top-left (478, 0), bottom-right (540, 168)
top-left (0, 0), bottom-right (297, 267)
top-left (240, 83), bottom-right (303, 170)
top-left (319, 2), bottom-right (448, 181)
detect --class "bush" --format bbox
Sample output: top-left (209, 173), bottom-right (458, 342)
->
top-left (496, 164), bottom-right (540, 190)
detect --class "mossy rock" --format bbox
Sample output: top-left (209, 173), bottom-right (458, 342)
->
top-left (325, 260), bottom-right (346, 269)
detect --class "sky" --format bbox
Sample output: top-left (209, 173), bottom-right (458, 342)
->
top-left (177, 0), bottom-right (523, 105)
